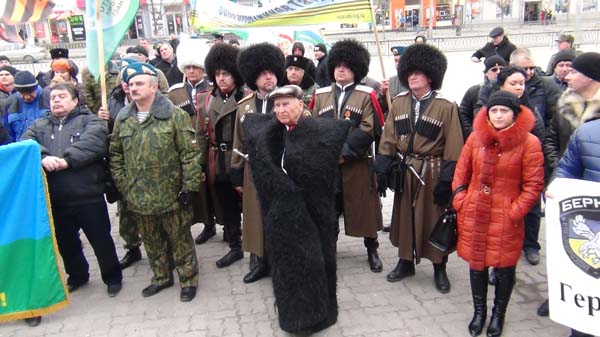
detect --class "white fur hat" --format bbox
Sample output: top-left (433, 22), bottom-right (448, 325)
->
top-left (177, 38), bottom-right (211, 73)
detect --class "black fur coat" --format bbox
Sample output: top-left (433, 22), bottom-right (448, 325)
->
top-left (243, 114), bottom-right (349, 334)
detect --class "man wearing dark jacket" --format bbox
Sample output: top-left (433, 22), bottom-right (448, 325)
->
top-left (314, 43), bottom-right (330, 87)
top-left (546, 48), bottom-right (576, 92)
top-left (471, 27), bottom-right (517, 64)
top-left (21, 82), bottom-right (123, 297)
top-left (511, 47), bottom-right (562, 265)
top-left (459, 55), bottom-right (506, 137)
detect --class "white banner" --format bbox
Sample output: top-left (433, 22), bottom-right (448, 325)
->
top-left (546, 178), bottom-right (600, 336)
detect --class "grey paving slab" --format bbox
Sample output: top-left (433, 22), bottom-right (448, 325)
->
top-left (0, 192), bottom-right (571, 337)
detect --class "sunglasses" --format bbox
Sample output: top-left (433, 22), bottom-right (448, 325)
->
top-left (490, 67), bottom-right (503, 73)
top-left (524, 66), bottom-right (536, 71)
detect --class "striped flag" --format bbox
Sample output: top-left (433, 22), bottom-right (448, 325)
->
top-left (0, 0), bottom-right (55, 25)
top-left (0, 140), bottom-right (69, 322)
top-left (0, 24), bottom-right (23, 43)
top-left (191, 0), bottom-right (373, 30)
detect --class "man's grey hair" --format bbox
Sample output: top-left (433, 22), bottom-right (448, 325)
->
top-left (510, 48), bottom-right (534, 65)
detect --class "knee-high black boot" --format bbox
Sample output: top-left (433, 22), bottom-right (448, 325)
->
top-left (469, 268), bottom-right (489, 336)
top-left (487, 266), bottom-right (516, 337)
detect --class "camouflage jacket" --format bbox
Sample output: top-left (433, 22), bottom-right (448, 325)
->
top-left (109, 92), bottom-right (202, 215)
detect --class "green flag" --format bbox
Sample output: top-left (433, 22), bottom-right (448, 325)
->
top-left (0, 140), bottom-right (68, 322)
top-left (85, 0), bottom-right (139, 79)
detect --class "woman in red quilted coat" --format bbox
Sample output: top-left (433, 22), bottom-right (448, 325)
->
top-left (452, 91), bottom-right (544, 337)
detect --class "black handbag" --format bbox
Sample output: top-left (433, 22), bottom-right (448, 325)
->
top-left (428, 185), bottom-right (467, 253)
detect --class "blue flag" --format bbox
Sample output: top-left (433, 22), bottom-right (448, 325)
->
top-left (85, 0), bottom-right (139, 79)
top-left (0, 140), bottom-right (68, 322)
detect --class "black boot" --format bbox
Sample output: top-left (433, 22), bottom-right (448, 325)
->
top-left (195, 221), bottom-right (216, 244)
top-left (243, 255), bottom-right (269, 283)
top-left (468, 268), bottom-right (489, 336)
top-left (248, 253), bottom-right (258, 271)
top-left (386, 259), bottom-right (415, 282)
top-left (216, 248), bottom-right (243, 268)
top-left (367, 248), bottom-right (383, 272)
top-left (119, 247), bottom-right (142, 269)
top-left (433, 261), bottom-right (451, 293)
top-left (487, 266), bottom-right (515, 337)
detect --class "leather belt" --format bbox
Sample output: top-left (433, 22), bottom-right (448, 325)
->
top-left (210, 143), bottom-right (232, 152)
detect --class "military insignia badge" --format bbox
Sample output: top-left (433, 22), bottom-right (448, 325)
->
top-left (560, 196), bottom-right (600, 279)
top-left (344, 110), bottom-right (351, 120)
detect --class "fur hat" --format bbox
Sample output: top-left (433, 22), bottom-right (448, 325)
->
top-left (327, 39), bottom-right (370, 84)
top-left (177, 39), bottom-right (211, 72)
top-left (398, 44), bottom-right (447, 91)
top-left (50, 48), bottom-right (69, 60)
top-left (205, 43), bottom-right (243, 87)
top-left (237, 42), bottom-right (284, 91)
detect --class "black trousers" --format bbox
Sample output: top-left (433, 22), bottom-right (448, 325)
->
top-left (523, 201), bottom-right (542, 252)
top-left (53, 201), bottom-right (122, 286)
top-left (214, 180), bottom-right (242, 248)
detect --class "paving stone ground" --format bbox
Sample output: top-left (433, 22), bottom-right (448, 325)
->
top-left (0, 195), bottom-right (570, 337)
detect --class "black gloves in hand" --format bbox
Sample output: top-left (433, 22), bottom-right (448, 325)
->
top-left (433, 181), bottom-right (452, 206)
top-left (377, 174), bottom-right (388, 198)
top-left (177, 190), bottom-right (192, 207)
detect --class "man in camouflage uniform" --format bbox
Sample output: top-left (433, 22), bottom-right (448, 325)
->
top-left (309, 39), bottom-right (385, 273)
top-left (109, 63), bottom-right (201, 302)
top-left (231, 42), bottom-right (285, 283)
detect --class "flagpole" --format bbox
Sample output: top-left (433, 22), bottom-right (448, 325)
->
top-left (369, 1), bottom-right (392, 114)
top-left (95, 0), bottom-right (108, 110)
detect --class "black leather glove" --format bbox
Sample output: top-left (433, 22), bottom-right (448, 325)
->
top-left (377, 173), bottom-right (388, 198)
top-left (433, 181), bottom-right (452, 206)
top-left (177, 189), bottom-right (192, 207)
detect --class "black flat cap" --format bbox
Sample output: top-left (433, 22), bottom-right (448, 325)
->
top-left (489, 27), bottom-right (504, 38)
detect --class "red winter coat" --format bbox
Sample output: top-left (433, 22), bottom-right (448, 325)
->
top-left (452, 105), bottom-right (544, 271)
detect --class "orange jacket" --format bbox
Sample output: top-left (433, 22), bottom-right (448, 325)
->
top-left (452, 105), bottom-right (544, 271)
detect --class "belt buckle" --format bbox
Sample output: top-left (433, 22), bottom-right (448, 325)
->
top-left (480, 184), bottom-right (491, 194)
top-left (219, 143), bottom-right (228, 152)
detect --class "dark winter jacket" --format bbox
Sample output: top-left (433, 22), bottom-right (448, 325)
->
top-left (243, 113), bottom-right (348, 334)
top-left (554, 119), bottom-right (600, 182)
top-left (543, 88), bottom-right (600, 180)
top-left (20, 106), bottom-right (108, 207)
top-left (315, 54), bottom-right (330, 87)
top-left (459, 82), bottom-right (483, 137)
top-left (525, 73), bottom-right (561, 127)
top-left (471, 36), bottom-right (517, 63)
top-left (107, 85), bottom-right (128, 133)
top-left (0, 122), bottom-right (9, 145)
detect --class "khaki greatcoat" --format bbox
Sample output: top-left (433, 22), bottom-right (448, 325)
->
top-left (231, 92), bottom-right (271, 256)
top-left (310, 84), bottom-right (383, 238)
top-left (378, 92), bottom-right (464, 264)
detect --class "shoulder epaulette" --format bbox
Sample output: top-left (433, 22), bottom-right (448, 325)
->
top-left (237, 92), bottom-right (255, 105)
top-left (393, 91), bottom-right (410, 99)
top-left (168, 82), bottom-right (185, 92)
top-left (315, 86), bottom-right (333, 94)
top-left (355, 84), bottom-right (374, 93)
top-left (433, 91), bottom-right (455, 104)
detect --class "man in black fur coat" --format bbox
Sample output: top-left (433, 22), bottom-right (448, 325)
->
top-left (243, 85), bottom-right (348, 334)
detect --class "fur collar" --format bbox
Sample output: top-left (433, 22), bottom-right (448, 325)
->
top-left (558, 88), bottom-right (600, 129)
top-left (118, 91), bottom-right (174, 121)
top-left (473, 104), bottom-right (535, 150)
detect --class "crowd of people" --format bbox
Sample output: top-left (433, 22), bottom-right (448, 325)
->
top-left (0, 27), bottom-right (598, 337)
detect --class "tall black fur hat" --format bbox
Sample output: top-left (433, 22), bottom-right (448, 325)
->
top-left (398, 44), bottom-right (447, 91)
top-left (237, 42), bottom-right (284, 91)
top-left (327, 39), bottom-right (370, 83)
top-left (205, 43), bottom-right (243, 87)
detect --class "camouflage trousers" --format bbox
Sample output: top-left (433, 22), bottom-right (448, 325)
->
top-left (117, 200), bottom-right (141, 250)
top-left (132, 207), bottom-right (199, 287)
